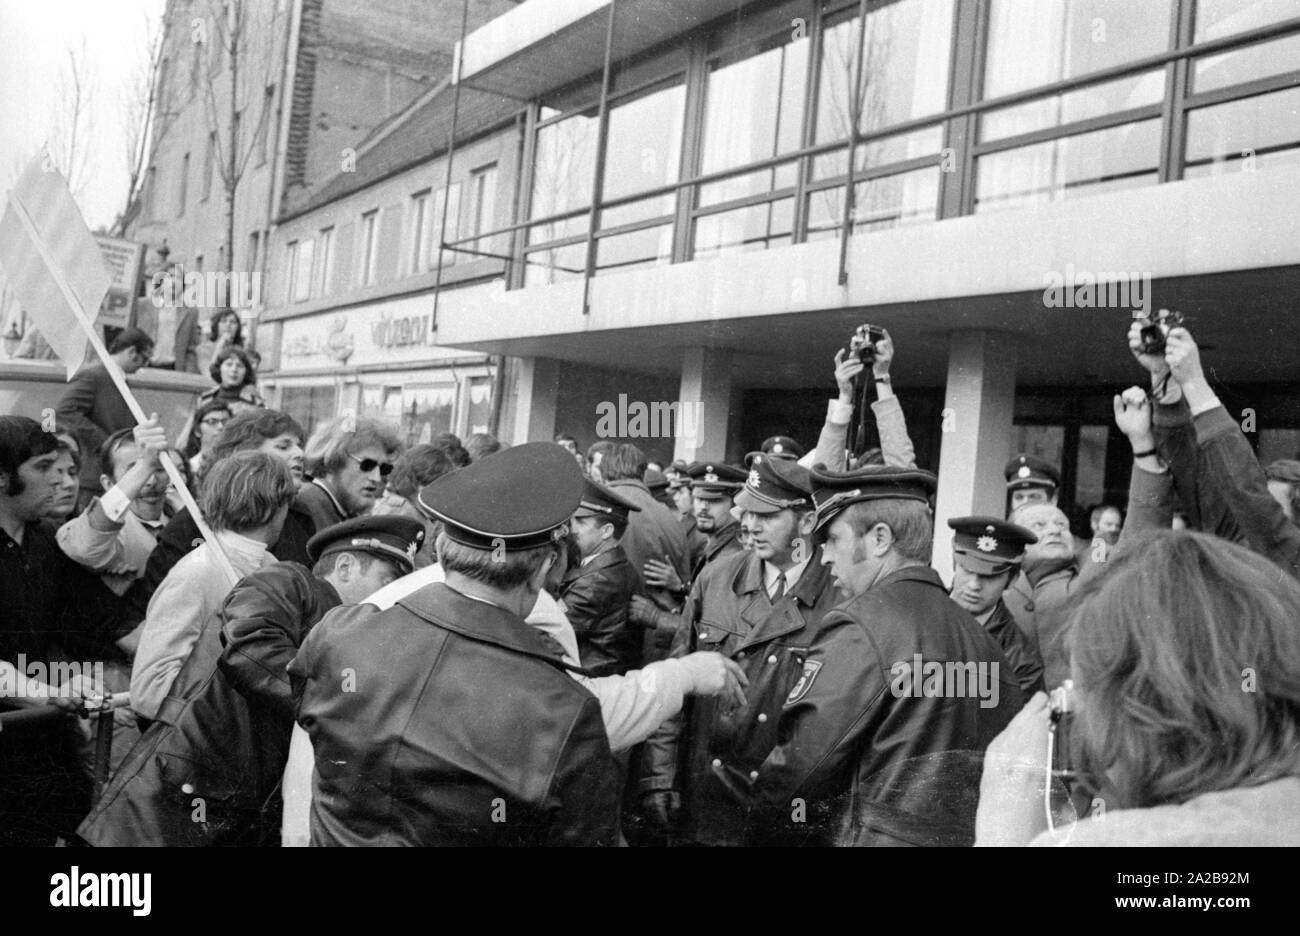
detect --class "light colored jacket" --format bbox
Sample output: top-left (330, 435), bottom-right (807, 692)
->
top-left (56, 499), bottom-right (162, 595)
top-left (130, 530), bottom-right (275, 720)
top-left (1030, 778), bottom-right (1300, 846)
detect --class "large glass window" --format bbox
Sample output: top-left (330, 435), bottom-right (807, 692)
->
top-left (815, 0), bottom-right (953, 148)
top-left (1194, 0), bottom-right (1300, 41)
top-left (805, 166), bottom-right (939, 239)
top-left (601, 81), bottom-right (685, 225)
top-left (467, 164), bottom-right (499, 255)
top-left (974, 119), bottom-right (1162, 212)
top-left (694, 197), bottom-right (794, 259)
top-left (698, 32), bottom-right (809, 205)
top-left (980, 71), bottom-right (1165, 142)
top-left (1184, 85), bottom-right (1300, 176)
top-left (1192, 31), bottom-right (1300, 93)
top-left (530, 107), bottom-right (599, 240)
top-left (983, 0), bottom-right (1173, 100)
top-left (431, 183), bottom-right (461, 267)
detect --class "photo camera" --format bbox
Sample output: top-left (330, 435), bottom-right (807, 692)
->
top-left (1133, 307), bottom-right (1185, 357)
top-left (845, 324), bottom-right (887, 365)
top-left (1048, 679), bottom-right (1076, 783)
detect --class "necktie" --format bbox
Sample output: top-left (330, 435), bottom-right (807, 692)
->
top-left (770, 571), bottom-right (786, 603)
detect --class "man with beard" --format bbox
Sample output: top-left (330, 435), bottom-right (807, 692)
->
top-left (947, 516), bottom-right (1044, 697)
top-left (684, 461), bottom-right (747, 579)
top-left (298, 416), bottom-right (404, 530)
top-left (748, 464), bottom-right (1022, 846)
top-left (1001, 503), bottom-right (1080, 690)
top-left (640, 454), bottom-right (840, 844)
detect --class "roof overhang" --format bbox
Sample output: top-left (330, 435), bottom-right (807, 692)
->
top-left (456, 0), bottom-right (749, 99)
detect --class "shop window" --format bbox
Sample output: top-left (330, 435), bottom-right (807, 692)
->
top-left (464, 377), bottom-right (493, 437)
top-left (279, 385), bottom-right (337, 442)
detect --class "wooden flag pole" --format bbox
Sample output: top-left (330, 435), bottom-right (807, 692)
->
top-left (7, 195), bottom-right (241, 587)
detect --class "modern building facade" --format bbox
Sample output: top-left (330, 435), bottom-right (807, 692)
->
top-left (416, 0), bottom-right (1300, 575)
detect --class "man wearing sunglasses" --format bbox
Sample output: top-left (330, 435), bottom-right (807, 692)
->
top-left (299, 415), bottom-right (404, 530)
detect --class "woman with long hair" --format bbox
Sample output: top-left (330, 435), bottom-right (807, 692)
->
top-left (976, 530), bottom-right (1300, 846)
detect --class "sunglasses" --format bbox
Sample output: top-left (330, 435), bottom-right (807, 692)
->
top-left (347, 452), bottom-right (395, 477)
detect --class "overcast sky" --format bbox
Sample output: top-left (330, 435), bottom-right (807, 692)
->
top-left (0, 0), bottom-right (165, 231)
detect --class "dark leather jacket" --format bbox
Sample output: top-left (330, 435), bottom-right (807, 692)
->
top-left (982, 598), bottom-right (1045, 697)
top-left (288, 583), bottom-right (620, 846)
top-left (79, 562), bottom-right (340, 846)
top-left (561, 544), bottom-right (644, 676)
top-left (751, 565), bottom-right (1024, 846)
top-left (641, 549), bottom-right (842, 845)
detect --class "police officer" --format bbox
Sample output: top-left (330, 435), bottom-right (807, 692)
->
top-left (78, 515), bottom-right (425, 847)
top-left (640, 454), bottom-right (840, 845)
top-left (686, 461), bottom-right (747, 579)
top-left (947, 516), bottom-right (1045, 697)
top-left (1005, 454), bottom-right (1060, 514)
top-left (288, 443), bottom-right (620, 845)
top-left (562, 478), bottom-right (644, 676)
top-left (760, 435), bottom-right (805, 462)
top-left (749, 464), bottom-right (1023, 846)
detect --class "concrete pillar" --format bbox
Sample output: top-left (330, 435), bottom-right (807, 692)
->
top-left (675, 347), bottom-right (732, 463)
top-left (931, 331), bottom-right (1018, 584)
top-left (509, 356), bottom-right (560, 445)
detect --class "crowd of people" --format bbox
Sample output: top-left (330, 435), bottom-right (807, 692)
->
top-left (1, 317), bottom-right (1298, 847)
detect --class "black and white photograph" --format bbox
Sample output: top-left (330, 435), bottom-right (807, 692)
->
top-left (0, 0), bottom-right (1296, 904)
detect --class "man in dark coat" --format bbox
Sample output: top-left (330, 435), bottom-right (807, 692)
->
top-left (947, 516), bottom-right (1045, 697)
top-left (288, 443), bottom-right (620, 846)
top-left (76, 516), bottom-right (423, 846)
top-left (562, 478), bottom-right (644, 676)
top-left (640, 454), bottom-right (840, 845)
top-left (600, 444), bottom-right (690, 614)
top-left (749, 465), bottom-right (1024, 846)
top-left (55, 328), bottom-right (154, 504)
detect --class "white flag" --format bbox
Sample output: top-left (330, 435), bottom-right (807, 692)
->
top-left (0, 154), bottom-right (112, 378)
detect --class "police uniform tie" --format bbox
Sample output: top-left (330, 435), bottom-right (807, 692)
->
top-left (770, 571), bottom-right (786, 604)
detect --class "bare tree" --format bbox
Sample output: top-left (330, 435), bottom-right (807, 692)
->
top-left (197, 0), bottom-right (283, 276)
top-left (48, 42), bottom-right (95, 200)
top-left (119, 11), bottom-right (176, 232)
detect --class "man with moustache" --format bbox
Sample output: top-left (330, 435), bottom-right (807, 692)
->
top-left (640, 454), bottom-right (841, 844)
top-left (747, 464), bottom-right (1022, 846)
top-left (947, 517), bottom-right (1045, 697)
top-left (56, 419), bottom-right (173, 598)
top-left (684, 461), bottom-right (748, 579)
top-left (1001, 503), bottom-right (1081, 690)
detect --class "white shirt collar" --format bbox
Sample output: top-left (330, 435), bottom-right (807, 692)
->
top-left (764, 556), bottom-right (808, 596)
